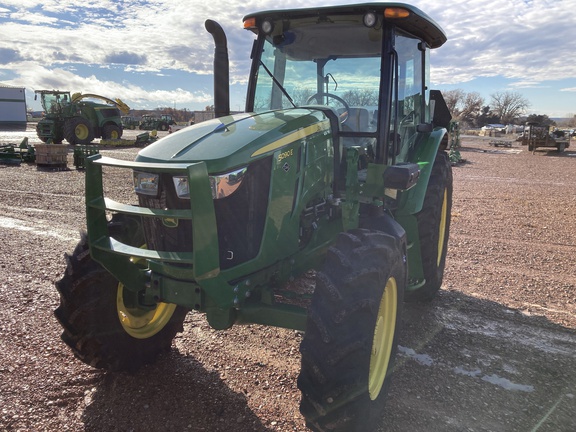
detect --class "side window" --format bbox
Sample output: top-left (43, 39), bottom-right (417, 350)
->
top-left (390, 31), bottom-right (425, 162)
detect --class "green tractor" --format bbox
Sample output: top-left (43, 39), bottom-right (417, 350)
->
top-left (35, 90), bottom-right (129, 144)
top-left (121, 115), bottom-right (140, 130)
top-left (138, 113), bottom-right (176, 131)
top-left (55, 3), bottom-right (452, 431)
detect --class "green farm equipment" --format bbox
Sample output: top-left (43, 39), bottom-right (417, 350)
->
top-left (121, 115), bottom-right (139, 130)
top-left (520, 122), bottom-right (570, 153)
top-left (35, 91), bottom-right (129, 145)
top-left (0, 138), bottom-right (35, 165)
top-left (55, 4), bottom-right (452, 431)
top-left (138, 114), bottom-right (176, 131)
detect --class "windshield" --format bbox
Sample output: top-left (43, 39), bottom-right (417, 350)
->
top-left (252, 15), bottom-right (382, 137)
top-left (40, 93), bottom-right (70, 113)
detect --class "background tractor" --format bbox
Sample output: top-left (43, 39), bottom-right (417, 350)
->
top-left (55, 4), bottom-right (452, 431)
top-left (121, 115), bottom-right (140, 130)
top-left (35, 90), bottom-right (129, 145)
top-left (138, 114), bottom-right (176, 131)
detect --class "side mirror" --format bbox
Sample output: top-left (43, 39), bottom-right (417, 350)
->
top-left (430, 90), bottom-right (452, 129)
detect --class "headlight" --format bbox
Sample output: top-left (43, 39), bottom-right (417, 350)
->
top-left (133, 171), bottom-right (159, 196)
top-left (209, 166), bottom-right (248, 200)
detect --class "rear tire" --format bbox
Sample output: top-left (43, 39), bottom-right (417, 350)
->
top-left (64, 117), bottom-right (94, 145)
top-left (405, 151), bottom-right (452, 302)
top-left (298, 229), bottom-right (406, 432)
top-left (54, 218), bottom-right (188, 372)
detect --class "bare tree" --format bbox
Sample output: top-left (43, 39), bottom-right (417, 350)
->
top-left (459, 92), bottom-right (484, 126)
top-left (490, 91), bottom-right (530, 124)
top-left (341, 89), bottom-right (379, 106)
top-left (292, 88), bottom-right (378, 107)
top-left (440, 89), bottom-right (484, 127)
top-left (291, 88), bottom-right (315, 106)
top-left (442, 89), bottom-right (465, 118)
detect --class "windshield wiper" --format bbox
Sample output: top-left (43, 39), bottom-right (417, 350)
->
top-left (259, 61), bottom-right (296, 108)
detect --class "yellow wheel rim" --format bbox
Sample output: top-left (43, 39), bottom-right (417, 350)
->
top-left (110, 129), bottom-right (120, 139)
top-left (368, 277), bottom-right (398, 400)
top-left (75, 124), bottom-right (89, 140)
top-left (437, 189), bottom-right (448, 266)
top-left (116, 251), bottom-right (177, 339)
top-left (117, 286), bottom-right (177, 339)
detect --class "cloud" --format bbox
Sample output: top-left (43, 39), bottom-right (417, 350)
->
top-left (0, 0), bottom-right (574, 114)
top-left (420, 0), bottom-right (575, 85)
top-left (104, 51), bottom-right (148, 66)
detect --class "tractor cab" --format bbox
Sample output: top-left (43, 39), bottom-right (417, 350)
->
top-left (241, 4), bottom-right (450, 166)
top-left (35, 90), bottom-right (73, 116)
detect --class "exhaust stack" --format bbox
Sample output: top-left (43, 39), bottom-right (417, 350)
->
top-left (205, 20), bottom-right (230, 118)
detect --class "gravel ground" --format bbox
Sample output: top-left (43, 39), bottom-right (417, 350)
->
top-left (0, 129), bottom-right (575, 431)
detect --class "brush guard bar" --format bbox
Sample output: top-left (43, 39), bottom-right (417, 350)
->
top-left (84, 154), bottom-right (220, 293)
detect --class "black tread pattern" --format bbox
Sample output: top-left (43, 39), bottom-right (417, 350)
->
top-left (406, 151), bottom-right (453, 302)
top-left (54, 229), bottom-right (188, 372)
top-left (102, 124), bottom-right (122, 140)
top-left (64, 117), bottom-right (94, 145)
top-left (298, 229), bottom-right (406, 432)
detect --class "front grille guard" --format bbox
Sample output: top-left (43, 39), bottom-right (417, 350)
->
top-left (84, 154), bottom-right (220, 292)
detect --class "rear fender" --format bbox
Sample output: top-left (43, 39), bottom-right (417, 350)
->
top-left (394, 128), bottom-right (448, 285)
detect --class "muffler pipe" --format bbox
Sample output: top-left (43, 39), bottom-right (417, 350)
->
top-left (205, 19), bottom-right (230, 118)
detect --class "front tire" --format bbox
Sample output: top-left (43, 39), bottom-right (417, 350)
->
top-left (406, 151), bottom-right (453, 301)
top-left (54, 228), bottom-right (188, 372)
top-left (298, 229), bottom-right (406, 432)
top-left (102, 124), bottom-right (123, 140)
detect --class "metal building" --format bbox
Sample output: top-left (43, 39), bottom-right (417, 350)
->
top-left (0, 85), bottom-right (27, 130)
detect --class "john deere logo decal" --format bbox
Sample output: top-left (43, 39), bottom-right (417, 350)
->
top-left (162, 217), bottom-right (179, 228)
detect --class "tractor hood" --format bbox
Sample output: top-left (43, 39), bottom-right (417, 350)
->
top-left (135, 108), bottom-right (331, 173)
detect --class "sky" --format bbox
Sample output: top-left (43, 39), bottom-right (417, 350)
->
top-left (0, 0), bottom-right (575, 118)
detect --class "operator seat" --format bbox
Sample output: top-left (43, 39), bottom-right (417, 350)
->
top-left (346, 107), bottom-right (369, 133)
top-left (342, 107), bottom-right (370, 147)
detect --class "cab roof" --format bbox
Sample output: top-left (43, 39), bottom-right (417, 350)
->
top-left (243, 2), bottom-right (447, 49)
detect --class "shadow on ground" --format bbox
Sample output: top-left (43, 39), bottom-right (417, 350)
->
top-left (83, 353), bottom-right (273, 432)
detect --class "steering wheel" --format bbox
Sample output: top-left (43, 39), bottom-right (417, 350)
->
top-left (306, 92), bottom-right (350, 124)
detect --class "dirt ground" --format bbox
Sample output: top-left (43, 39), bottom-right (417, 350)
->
top-left (0, 129), bottom-right (575, 432)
